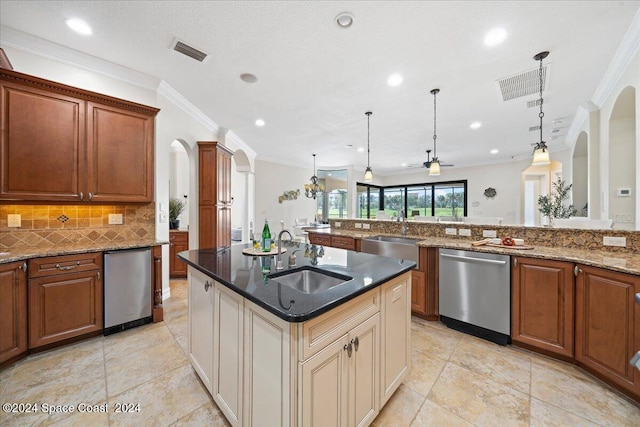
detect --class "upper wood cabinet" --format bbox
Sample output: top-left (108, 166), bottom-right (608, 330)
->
top-left (0, 69), bottom-right (159, 203)
top-left (198, 141), bottom-right (233, 249)
top-left (512, 256), bottom-right (575, 359)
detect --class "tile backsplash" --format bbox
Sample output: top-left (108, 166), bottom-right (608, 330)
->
top-left (0, 204), bottom-right (155, 249)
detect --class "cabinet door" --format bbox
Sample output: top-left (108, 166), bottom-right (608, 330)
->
top-left (188, 267), bottom-right (214, 393)
top-left (217, 207), bottom-right (231, 248)
top-left (300, 334), bottom-right (349, 427)
top-left (86, 102), bottom-right (154, 202)
top-left (349, 314), bottom-right (380, 427)
top-left (29, 270), bottom-right (102, 348)
top-left (380, 273), bottom-right (411, 405)
top-left (575, 265), bottom-right (640, 397)
top-left (213, 283), bottom-right (244, 427)
top-left (410, 270), bottom-right (427, 315)
top-left (0, 81), bottom-right (84, 201)
top-left (217, 149), bottom-right (232, 205)
top-left (0, 261), bottom-right (27, 364)
top-left (512, 257), bottom-right (574, 358)
top-left (169, 232), bottom-right (188, 278)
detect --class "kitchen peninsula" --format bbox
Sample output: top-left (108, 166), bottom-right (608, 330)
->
top-left (178, 242), bottom-right (415, 427)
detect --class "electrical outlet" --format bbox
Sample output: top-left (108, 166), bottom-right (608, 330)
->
top-left (355, 223), bottom-right (362, 229)
top-left (108, 213), bottom-right (123, 225)
top-left (603, 236), bottom-right (626, 247)
top-left (7, 214), bottom-right (21, 227)
top-left (482, 230), bottom-right (497, 238)
top-left (363, 223), bottom-right (371, 230)
top-left (335, 222), bottom-right (341, 228)
top-left (445, 228), bottom-right (457, 236)
top-left (459, 228), bottom-right (471, 237)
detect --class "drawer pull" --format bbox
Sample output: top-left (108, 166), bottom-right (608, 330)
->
top-left (56, 261), bottom-right (80, 271)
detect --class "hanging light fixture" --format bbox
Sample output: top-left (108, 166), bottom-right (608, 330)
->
top-left (531, 51), bottom-right (551, 166)
top-left (429, 89), bottom-right (441, 176)
top-left (364, 111), bottom-right (373, 182)
top-left (304, 153), bottom-right (324, 199)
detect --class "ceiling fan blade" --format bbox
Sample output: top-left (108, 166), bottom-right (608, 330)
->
top-left (442, 163), bottom-right (455, 167)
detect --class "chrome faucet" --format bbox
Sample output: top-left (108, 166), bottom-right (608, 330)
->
top-left (399, 210), bottom-right (408, 236)
top-left (276, 229), bottom-right (293, 270)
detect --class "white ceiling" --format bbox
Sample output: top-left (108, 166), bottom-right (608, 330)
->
top-left (1, 1), bottom-right (639, 176)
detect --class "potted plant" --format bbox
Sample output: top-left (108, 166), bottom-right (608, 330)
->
top-left (169, 197), bottom-right (186, 229)
top-left (537, 177), bottom-right (577, 226)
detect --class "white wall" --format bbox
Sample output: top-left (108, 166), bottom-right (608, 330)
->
top-left (254, 160), bottom-right (318, 236)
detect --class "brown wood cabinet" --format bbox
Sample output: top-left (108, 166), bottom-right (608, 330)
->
top-left (575, 264), bottom-right (640, 399)
top-left (0, 69), bottom-right (158, 202)
top-left (511, 257), bottom-right (575, 358)
top-left (28, 252), bottom-right (103, 348)
top-left (330, 235), bottom-right (356, 250)
top-left (170, 231), bottom-right (189, 278)
top-left (411, 247), bottom-right (438, 320)
top-left (308, 232), bottom-right (331, 246)
top-left (0, 261), bottom-right (27, 365)
top-left (198, 141), bottom-right (233, 248)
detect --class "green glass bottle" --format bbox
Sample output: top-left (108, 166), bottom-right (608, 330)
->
top-left (261, 219), bottom-right (272, 252)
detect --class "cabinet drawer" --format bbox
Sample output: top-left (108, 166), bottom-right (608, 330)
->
top-left (298, 288), bottom-right (380, 361)
top-left (309, 233), bottom-right (331, 246)
top-left (170, 231), bottom-right (188, 244)
top-left (331, 236), bottom-right (355, 250)
top-left (29, 252), bottom-right (102, 278)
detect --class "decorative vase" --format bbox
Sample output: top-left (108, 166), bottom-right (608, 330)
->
top-left (169, 219), bottom-right (180, 230)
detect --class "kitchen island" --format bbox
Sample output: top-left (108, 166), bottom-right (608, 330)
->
top-left (178, 242), bottom-right (415, 427)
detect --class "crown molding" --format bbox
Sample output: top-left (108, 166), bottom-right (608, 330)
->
top-left (225, 130), bottom-right (257, 159)
top-left (157, 80), bottom-right (220, 136)
top-left (0, 25), bottom-right (160, 91)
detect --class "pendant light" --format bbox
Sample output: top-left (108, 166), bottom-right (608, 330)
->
top-left (429, 89), bottom-right (441, 176)
top-left (531, 51), bottom-right (551, 166)
top-left (304, 154), bottom-right (324, 199)
top-left (364, 111), bottom-right (373, 182)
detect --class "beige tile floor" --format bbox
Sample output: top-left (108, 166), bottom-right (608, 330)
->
top-left (1, 279), bottom-right (639, 426)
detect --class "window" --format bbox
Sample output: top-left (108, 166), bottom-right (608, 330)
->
top-left (317, 169), bottom-right (348, 220)
top-left (356, 180), bottom-right (466, 219)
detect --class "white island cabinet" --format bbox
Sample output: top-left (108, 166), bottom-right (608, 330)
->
top-left (188, 266), bottom-right (411, 427)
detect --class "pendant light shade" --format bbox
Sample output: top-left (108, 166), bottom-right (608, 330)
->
top-left (364, 111), bottom-right (373, 182)
top-left (531, 51), bottom-right (551, 166)
top-left (429, 88), bottom-right (441, 177)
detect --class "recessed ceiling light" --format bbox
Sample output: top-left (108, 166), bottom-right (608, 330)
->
top-left (551, 128), bottom-right (560, 133)
top-left (345, 144), bottom-right (353, 148)
top-left (255, 119), bottom-right (265, 127)
top-left (470, 121), bottom-right (482, 130)
top-left (335, 12), bottom-right (354, 28)
top-left (490, 149), bottom-right (499, 154)
top-left (65, 18), bottom-right (92, 35)
top-left (484, 28), bottom-right (507, 47)
top-left (357, 147), bottom-right (365, 152)
top-left (401, 162), bottom-right (407, 167)
top-left (387, 74), bottom-right (403, 87)
top-left (240, 73), bottom-right (258, 83)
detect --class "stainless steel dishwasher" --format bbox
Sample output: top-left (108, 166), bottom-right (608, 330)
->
top-left (438, 248), bottom-right (511, 345)
top-left (104, 248), bottom-right (152, 335)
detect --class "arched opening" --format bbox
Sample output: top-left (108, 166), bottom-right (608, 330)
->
top-left (572, 131), bottom-right (589, 217)
top-left (230, 149), bottom-right (253, 243)
top-left (169, 139), bottom-right (191, 229)
top-left (608, 86), bottom-right (636, 230)
top-left (521, 161), bottom-right (563, 226)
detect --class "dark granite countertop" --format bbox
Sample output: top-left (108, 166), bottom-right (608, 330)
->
top-left (0, 239), bottom-right (167, 264)
top-left (177, 242), bottom-right (416, 323)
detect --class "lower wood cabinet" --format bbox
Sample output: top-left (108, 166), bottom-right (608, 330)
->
top-left (330, 235), bottom-right (356, 251)
top-left (188, 266), bottom-right (411, 427)
top-left (575, 264), bottom-right (640, 399)
top-left (169, 231), bottom-right (188, 278)
top-left (511, 256), bottom-right (575, 358)
top-left (28, 252), bottom-right (103, 348)
top-left (410, 247), bottom-right (438, 320)
top-left (308, 232), bottom-right (331, 246)
top-left (0, 261), bottom-right (27, 365)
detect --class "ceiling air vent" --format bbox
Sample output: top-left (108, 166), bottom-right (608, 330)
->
top-left (171, 38), bottom-right (209, 63)
top-left (497, 65), bottom-right (548, 101)
top-left (527, 99), bottom-right (542, 108)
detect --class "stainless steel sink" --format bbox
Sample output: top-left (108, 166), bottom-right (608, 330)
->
top-left (360, 235), bottom-right (420, 264)
top-left (268, 267), bottom-right (352, 294)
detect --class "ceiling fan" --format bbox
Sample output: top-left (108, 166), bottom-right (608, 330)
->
top-left (423, 149), bottom-right (454, 169)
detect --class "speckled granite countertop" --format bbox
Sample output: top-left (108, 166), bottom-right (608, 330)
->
top-left (0, 239), bottom-right (167, 264)
top-left (178, 243), bottom-right (415, 322)
top-left (307, 228), bottom-right (640, 276)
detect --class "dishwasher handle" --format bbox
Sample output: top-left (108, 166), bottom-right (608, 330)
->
top-left (440, 253), bottom-right (507, 265)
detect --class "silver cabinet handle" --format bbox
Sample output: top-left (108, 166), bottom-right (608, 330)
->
top-left (80, 192), bottom-right (84, 200)
top-left (56, 261), bottom-right (80, 271)
top-left (97, 271), bottom-right (101, 280)
top-left (352, 336), bottom-right (359, 352)
top-left (574, 265), bottom-right (582, 276)
top-left (89, 192), bottom-right (93, 200)
top-left (635, 293), bottom-right (640, 305)
top-left (19, 262), bottom-right (27, 273)
top-left (514, 258), bottom-right (518, 267)
top-left (440, 253), bottom-right (507, 265)
top-left (344, 342), bottom-right (353, 358)
top-left (204, 280), bottom-right (212, 292)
